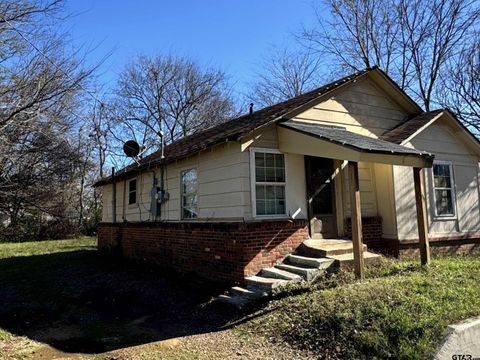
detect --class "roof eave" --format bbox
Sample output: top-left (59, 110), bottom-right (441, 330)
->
top-left (400, 110), bottom-right (480, 157)
top-left (93, 136), bottom-right (240, 187)
top-left (277, 122), bottom-right (433, 168)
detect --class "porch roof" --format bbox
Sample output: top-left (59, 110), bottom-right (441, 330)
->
top-left (277, 121), bottom-right (434, 168)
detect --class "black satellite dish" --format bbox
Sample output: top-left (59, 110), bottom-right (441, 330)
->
top-left (123, 140), bottom-right (140, 157)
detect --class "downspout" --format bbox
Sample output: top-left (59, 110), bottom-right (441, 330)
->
top-left (159, 130), bottom-right (166, 221)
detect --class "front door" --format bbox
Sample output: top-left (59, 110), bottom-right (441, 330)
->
top-left (306, 156), bottom-right (337, 238)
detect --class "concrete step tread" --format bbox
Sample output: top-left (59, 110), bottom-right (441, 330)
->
top-left (217, 294), bottom-right (250, 307)
top-left (328, 251), bottom-right (381, 261)
top-left (276, 263), bottom-right (317, 272)
top-left (275, 263), bottom-right (322, 280)
top-left (245, 276), bottom-right (289, 292)
top-left (231, 286), bottom-right (266, 299)
top-left (245, 275), bottom-right (289, 284)
top-left (303, 238), bottom-right (368, 251)
top-left (260, 267), bottom-right (302, 281)
top-left (287, 254), bottom-right (335, 269)
top-left (300, 239), bottom-right (368, 257)
top-left (308, 237), bottom-right (353, 244)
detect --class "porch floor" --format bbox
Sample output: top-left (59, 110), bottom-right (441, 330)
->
top-left (300, 238), bottom-right (378, 261)
top-left (306, 238), bottom-right (365, 247)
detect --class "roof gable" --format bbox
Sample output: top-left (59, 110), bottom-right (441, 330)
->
top-left (288, 76), bottom-right (414, 139)
top-left (382, 109), bottom-right (480, 156)
top-left (283, 68), bottom-right (422, 121)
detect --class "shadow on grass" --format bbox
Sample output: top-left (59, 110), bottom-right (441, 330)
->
top-left (0, 249), bottom-right (237, 354)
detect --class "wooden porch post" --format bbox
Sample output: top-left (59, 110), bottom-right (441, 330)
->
top-left (348, 161), bottom-right (364, 280)
top-left (413, 167), bottom-right (431, 265)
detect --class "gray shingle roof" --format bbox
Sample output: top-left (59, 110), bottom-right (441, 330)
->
top-left (94, 67), bottom-right (375, 187)
top-left (279, 121), bottom-right (433, 158)
top-left (381, 109), bottom-right (444, 144)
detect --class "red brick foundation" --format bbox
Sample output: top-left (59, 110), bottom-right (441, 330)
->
top-left (382, 234), bottom-right (480, 257)
top-left (345, 216), bottom-right (383, 250)
top-left (400, 235), bottom-right (480, 258)
top-left (97, 220), bottom-right (308, 283)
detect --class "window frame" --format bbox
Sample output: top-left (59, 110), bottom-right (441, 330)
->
top-left (180, 167), bottom-right (199, 220)
top-left (128, 178), bottom-right (137, 205)
top-left (250, 147), bottom-right (288, 219)
top-left (431, 160), bottom-right (457, 219)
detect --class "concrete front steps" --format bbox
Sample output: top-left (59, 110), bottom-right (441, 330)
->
top-left (217, 238), bottom-right (381, 308)
top-left (217, 252), bottom-right (335, 308)
top-left (299, 238), bottom-right (381, 266)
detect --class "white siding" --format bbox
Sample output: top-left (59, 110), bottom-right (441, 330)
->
top-left (394, 118), bottom-right (480, 239)
top-left (162, 143), bottom-right (250, 221)
top-left (373, 164), bottom-right (397, 238)
top-left (341, 162), bottom-right (378, 217)
top-left (292, 78), bottom-right (408, 138)
top-left (102, 142), bottom-right (250, 222)
top-left (101, 184), bottom-right (113, 222)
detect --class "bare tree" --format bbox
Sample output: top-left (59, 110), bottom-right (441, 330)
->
top-left (112, 55), bottom-right (236, 147)
top-left (88, 102), bottom-right (111, 179)
top-left (0, 0), bottom-right (63, 64)
top-left (249, 47), bottom-right (326, 107)
top-left (301, 0), bottom-right (480, 111)
top-left (0, 0), bottom-right (97, 240)
top-left (441, 33), bottom-right (480, 134)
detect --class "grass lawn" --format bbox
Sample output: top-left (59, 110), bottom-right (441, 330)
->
top-left (0, 237), bottom-right (98, 259)
top-left (238, 255), bottom-right (480, 360)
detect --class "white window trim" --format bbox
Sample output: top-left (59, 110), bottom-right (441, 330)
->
top-left (249, 147), bottom-right (288, 219)
top-left (128, 178), bottom-right (137, 206)
top-left (180, 167), bottom-right (199, 220)
top-left (431, 160), bottom-right (457, 220)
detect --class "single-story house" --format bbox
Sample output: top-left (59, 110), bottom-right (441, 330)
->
top-left (94, 67), bottom-right (480, 283)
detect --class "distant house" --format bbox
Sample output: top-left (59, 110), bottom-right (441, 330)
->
top-left (94, 67), bottom-right (480, 283)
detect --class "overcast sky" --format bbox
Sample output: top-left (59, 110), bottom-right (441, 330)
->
top-left (64, 0), bottom-right (320, 97)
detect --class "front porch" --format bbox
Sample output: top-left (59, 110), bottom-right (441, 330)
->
top-left (277, 120), bottom-right (435, 279)
top-left (218, 121), bottom-right (436, 307)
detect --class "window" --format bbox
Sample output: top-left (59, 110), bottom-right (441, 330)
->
top-left (253, 150), bottom-right (286, 216)
top-left (181, 168), bottom-right (198, 219)
top-left (128, 179), bottom-right (137, 205)
top-left (432, 162), bottom-right (456, 217)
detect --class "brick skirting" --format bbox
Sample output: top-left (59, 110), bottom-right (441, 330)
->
top-left (97, 220), bottom-right (308, 283)
top-left (345, 216), bottom-right (383, 250)
top-left (382, 235), bottom-right (480, 257)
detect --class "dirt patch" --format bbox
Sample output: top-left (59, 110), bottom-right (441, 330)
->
top-left (0, 248), bottom-right (234, 353)
top-left (90, 329), bottom-right (316, 360)
top-left (0, 241), bottom-right (313, 359)
top-left (180, 330), bottom-right (317, 360)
